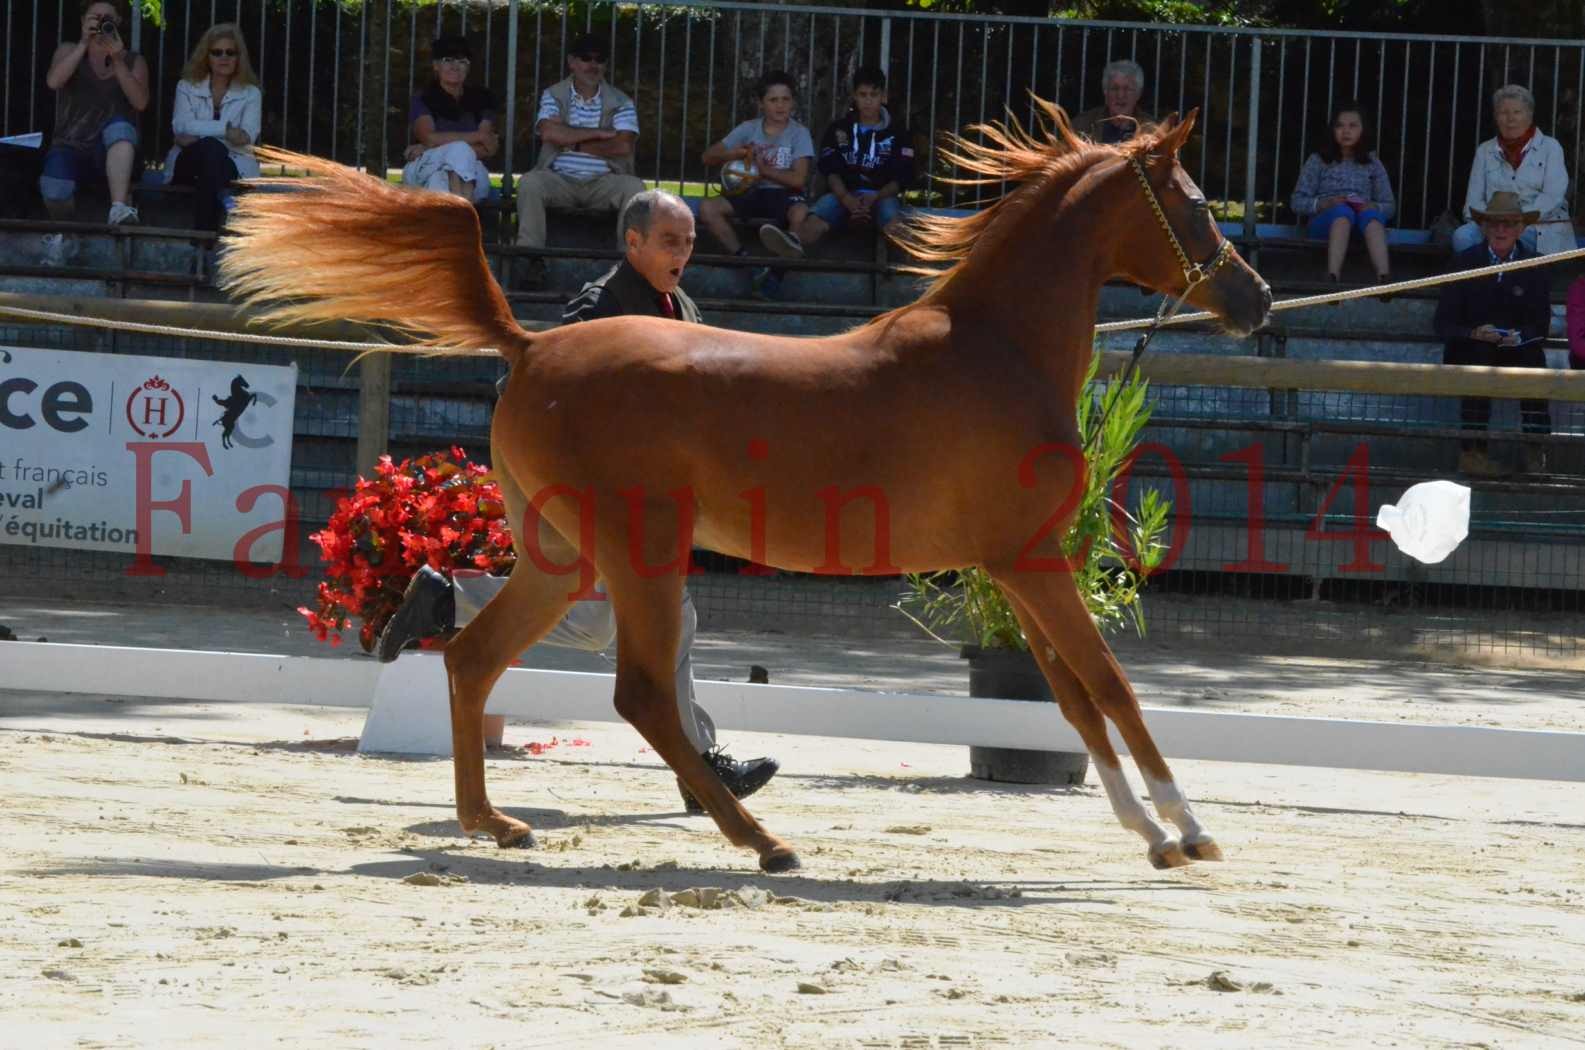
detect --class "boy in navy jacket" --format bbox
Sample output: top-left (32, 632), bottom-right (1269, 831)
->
top-left (758, 65), bottom-right (915, 259)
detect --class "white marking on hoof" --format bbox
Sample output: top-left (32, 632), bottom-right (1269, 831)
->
top-left (1145, 773), bottom-right (1209, 844)
top-left (1094, 759), bottom-right (1172, 852)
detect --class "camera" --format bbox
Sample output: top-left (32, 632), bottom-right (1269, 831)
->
top-left (92, 17), bottom-right (119, 40)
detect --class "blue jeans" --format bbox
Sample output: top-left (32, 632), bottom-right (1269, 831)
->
top-left (811, 189), bottom-right (904, 230)
top-left (1305, 202), bottom-right (1386, 238)
top-left (1451, 220), bottom-right (1538, 254)
top-left (39, 117), bottom-right (140, 201)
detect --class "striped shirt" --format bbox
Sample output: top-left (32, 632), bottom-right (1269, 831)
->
top-left (536, 85), bottom-right (639, 180)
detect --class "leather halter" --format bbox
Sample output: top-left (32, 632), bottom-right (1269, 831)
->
top-left (1130, 156), bottom-right (1233, 291)
top-left (1086, 158), bottom-right (1237, 454)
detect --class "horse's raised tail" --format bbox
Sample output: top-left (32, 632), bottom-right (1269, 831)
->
top-left (219, 146), bottom-right (531, 365)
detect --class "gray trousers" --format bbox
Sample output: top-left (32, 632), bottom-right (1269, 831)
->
top-left (451, 572), bottom-right (716, 754)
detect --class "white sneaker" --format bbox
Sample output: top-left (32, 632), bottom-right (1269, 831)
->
top-left (39, 232), bottom-right (74, 267)
top-left (758, 224), bottom-right (805, 259)
top-left (107, 202), bottom-right (140, 225)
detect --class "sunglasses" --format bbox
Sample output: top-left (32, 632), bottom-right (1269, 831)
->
top-left (209, 47), bottom-right (238, 57)
top-left (438, 57), bottom-right (470, 68)
top-left (572, 52), bottom-right (606, 63)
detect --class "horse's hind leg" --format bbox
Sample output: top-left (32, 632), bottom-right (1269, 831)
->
top-left (991, 567), bottom-right (1218, 867)
top-left (441, 482), bottom-right (581, 848)
top-left (601, 564), bottom-right (799, 873)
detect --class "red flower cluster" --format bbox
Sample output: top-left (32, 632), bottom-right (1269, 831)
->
top-left (299, 447), bottom-right (516, 651)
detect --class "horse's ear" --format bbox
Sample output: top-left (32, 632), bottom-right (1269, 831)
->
top-left (1160, 109), bottom-right (1199, 154)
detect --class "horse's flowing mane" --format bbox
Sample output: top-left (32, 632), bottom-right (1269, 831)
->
top-left (890, 97), bottom-right (1167, 302)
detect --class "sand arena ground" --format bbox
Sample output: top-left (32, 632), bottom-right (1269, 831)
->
top-left (2, 600), bottom-right (1584, 1048)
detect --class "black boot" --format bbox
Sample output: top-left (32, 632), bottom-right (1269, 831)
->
top-left (375, 565), bottom-right (455, 663)
top-left (678, 747), bottom-right (780, 813)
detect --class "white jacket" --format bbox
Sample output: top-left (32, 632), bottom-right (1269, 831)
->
top-left (1462, 130), bottom-right (1574, 255)
top-left (163, 77), bottom-right (263, 181)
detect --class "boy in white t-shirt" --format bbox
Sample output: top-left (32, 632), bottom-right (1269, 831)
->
top-left (699, 71), bottom-right (813, 298)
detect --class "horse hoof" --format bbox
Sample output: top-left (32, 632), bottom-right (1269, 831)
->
top-left (497, 829), bottom-right (537, 850)
top-left (760, 850), bottom-right (801, 874)
top-left (1148, 841), bottom-right (1191, 869)
top-left (1183, 837), bottom-right (1223, 862)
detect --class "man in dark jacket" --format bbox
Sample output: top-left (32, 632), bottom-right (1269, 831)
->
top-left (758, 66), bottom-right (914, 260)
top-left (1433, 190), bottom-right (1555, 476)
top-left (378, 190), bottom-right (780, 811)
top-left (560, 190), bottom-right (701, 323)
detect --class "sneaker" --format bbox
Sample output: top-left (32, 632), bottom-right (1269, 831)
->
top-left (375, 565), bottom-right (456, 663)
top-left (107, 202), bottom-right (140, 225)
top-left (1375, 274), bottom-right (1396, 304)
top-left (750, 266), bottom-right (782, 300)
top-left (678, 748), bottom-right (780, 814)
top-left (39, 232), bottom-right (74, 268)
top-left (758, 224), bottom-right (805, 259)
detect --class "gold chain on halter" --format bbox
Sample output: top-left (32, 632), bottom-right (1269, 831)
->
top-left (1130, 157), bottom-right (1233, 290)
top-left (1087, 159), bottom-right (1238, 453)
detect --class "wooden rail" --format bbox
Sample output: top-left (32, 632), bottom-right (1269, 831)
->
top-left (1097, 350), bottom-right (1585, 403)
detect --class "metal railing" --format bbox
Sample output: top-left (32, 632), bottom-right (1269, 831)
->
top-left (4, 1), bottom-right (1583, 232)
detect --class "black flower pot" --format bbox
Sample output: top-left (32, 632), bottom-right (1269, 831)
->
top-left (964, 646), bottom-right (1089, 786)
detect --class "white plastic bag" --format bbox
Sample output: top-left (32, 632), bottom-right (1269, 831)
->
top-left (1375, 480), bottom-right (1471, 565)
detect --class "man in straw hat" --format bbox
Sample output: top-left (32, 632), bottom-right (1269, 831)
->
top-left (1433, 190), bottom-right (1555, 476)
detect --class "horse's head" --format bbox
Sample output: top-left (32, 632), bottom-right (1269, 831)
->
top-left (1111, 111), bottom-right (1271, 336)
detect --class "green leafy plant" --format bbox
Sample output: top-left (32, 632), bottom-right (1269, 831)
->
top-left (896, 352), bottom-right (1171, 650)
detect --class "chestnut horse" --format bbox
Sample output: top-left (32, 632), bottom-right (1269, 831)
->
top-left (223, 102), bottom-right (1270, 872)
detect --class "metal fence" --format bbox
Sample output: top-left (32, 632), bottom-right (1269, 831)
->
top-left (4, 306), bottom-right (1584, 663)
top-left (4, 1), bottom-right (1584, 229)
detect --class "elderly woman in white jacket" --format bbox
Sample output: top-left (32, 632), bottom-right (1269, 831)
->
top-left (162, 23), bottom-right (261, 231)
top-left (1451, 84), bottom-right (1573, 256)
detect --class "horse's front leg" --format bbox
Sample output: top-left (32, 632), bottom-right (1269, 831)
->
top-left (994, 580), bottom-right (1187, 868)
top-left (992, 565), bottom-right (1218, 868)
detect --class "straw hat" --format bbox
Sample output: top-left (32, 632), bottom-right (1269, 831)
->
top-left (1470, 190), bottom-right (1540, 226)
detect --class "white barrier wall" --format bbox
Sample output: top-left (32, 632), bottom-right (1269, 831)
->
top-left (5, 642), bottom-right (1583, 780)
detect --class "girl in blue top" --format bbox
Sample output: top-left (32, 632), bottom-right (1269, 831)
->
top-left (1290, 101), bottom-right (1395, 285)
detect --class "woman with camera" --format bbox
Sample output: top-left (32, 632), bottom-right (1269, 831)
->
top-left (162, 23), bottom-right (261, 231)
top-left (40, 0), bottom-right (150, 226)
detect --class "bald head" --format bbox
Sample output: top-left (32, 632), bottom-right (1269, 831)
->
top-left (621, 190), bottom-right (696, 295)
top-left (620, 190), bottom-right (693, 239)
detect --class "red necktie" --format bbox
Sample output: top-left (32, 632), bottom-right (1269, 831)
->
top-left (657, 293), bottom-right (676, 319)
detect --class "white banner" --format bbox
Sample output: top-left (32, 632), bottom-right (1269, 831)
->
top-left (0, 345), bottom-right (298, 563)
